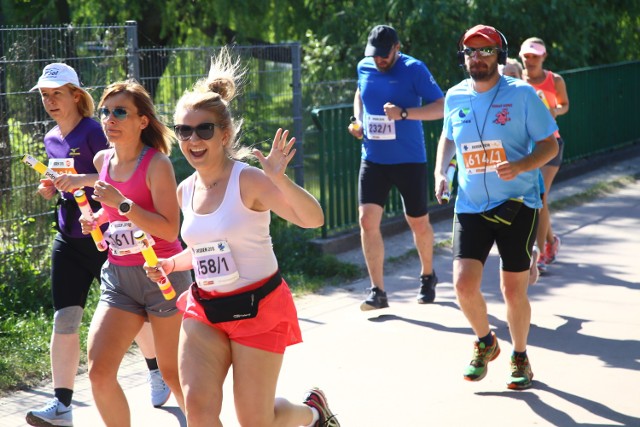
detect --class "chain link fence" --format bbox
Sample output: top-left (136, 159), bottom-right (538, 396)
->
top-left (0, 22), bottom-right (310, 272)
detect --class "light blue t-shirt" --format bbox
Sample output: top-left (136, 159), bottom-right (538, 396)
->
top-left (357, 53), bottom-right (444, 164)
top-left (443, 75), bottom-right (557, 213)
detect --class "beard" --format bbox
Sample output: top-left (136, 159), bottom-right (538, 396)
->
top-left (467, 61), bottom-right (499, 81)
top-left (375, 54), bottom-right (398, 73)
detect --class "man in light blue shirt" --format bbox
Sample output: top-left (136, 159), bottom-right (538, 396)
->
top-left (434, 25), bottom-right (558, 390)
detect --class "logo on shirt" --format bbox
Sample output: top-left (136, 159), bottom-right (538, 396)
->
top-left (458, 108), bottom-right (470, 118)
top-left (493, 108), bottom-right (511, 126)
top-left (69, 148), bottom-right (80, 156)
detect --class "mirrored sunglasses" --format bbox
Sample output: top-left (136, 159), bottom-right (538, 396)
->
top-left (98, 107), bottom-right (129, 121)
top-left (174, 123), bottom-right (217, 141)
top-left (463, 47), bottom-right (499, 57)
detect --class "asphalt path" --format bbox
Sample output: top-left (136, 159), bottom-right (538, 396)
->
top-left (1, 164), bottom-right (639, 427)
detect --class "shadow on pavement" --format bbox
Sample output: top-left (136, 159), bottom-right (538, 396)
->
top-left (477, 380), bottom-right (640, 427)
top-left (158, 406), bottom-right (187, 427)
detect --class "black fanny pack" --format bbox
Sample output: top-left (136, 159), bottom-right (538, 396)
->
top-left (480, 197), bottom-right (524, 226)
top-left (192, 271), bottom-right (282, 324)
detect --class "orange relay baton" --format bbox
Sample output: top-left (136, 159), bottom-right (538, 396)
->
top-left (134, 230), bottom-right (176, 300)
top-left (73, 189), bottom-right (108, 252)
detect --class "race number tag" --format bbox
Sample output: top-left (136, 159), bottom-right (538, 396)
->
top-left (461, 140), bottom-right (507, 175)
top-left (48, 158), bottom-right (77, 174)
top-left (106, 221), bottom-right (154, 256)
top-left (192, 240), bottom-right (240, 291)
top-left (365, 114), bottom-right (396, 140)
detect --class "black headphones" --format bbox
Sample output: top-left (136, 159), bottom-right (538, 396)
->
top-left (457, 28), bottom-right (508, 66)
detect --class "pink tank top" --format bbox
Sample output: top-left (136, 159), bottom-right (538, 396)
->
top-left (530, 70), bottom-right (561, 138)
top-left (100, 146), bottom-right (183, 266)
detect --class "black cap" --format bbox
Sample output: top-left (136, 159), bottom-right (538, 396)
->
top-left (364, 25), bottom-right (399, 57)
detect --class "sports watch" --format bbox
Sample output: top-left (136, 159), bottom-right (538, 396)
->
top-left (400, 108), bottom-right (408, 120)
top-left (118, 198), bottom-right (134, 216)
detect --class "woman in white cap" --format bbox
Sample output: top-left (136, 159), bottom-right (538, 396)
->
top-left (25, 63), bottom-right (171, 427)
top-left (520, 38), bottom-right (570, 273)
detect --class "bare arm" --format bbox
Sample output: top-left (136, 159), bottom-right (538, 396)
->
top-left (495, 135), bottom-right (559, 181)
top-left (434, 130), bottom-right (457, 204)
top-left (248, 128), bottom-right (324, 229)
top-left (552, 73), bottom-right (569, 119)
top-left (348, 88), bottom-right (364, 138)
top-left (53, 173), bottom-right (99, 192)
top-left (383, 97), bottom-right (445, 121)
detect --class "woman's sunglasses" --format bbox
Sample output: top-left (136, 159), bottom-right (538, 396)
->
top-left (174, 123), bottom-right (217, 141)
top-left (98, 107), bottom-right (129, 121)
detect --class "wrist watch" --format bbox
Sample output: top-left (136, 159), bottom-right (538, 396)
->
top-left (118, 198), bottom-right (134, 216)
top-left (400, 108), bottom-right (408, 120)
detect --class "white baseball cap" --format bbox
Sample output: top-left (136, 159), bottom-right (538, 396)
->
top-left (30, 63), bottom-right (81, 92)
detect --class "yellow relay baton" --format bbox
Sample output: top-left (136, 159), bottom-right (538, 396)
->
top-left (22, 154), bottom-right (60, 180)
top-left (442, 158), bottom-right (457, 204)
top-left (134, 230), bottom-right (176, 300)
top-left (73, 189), bottom-right (108, 252)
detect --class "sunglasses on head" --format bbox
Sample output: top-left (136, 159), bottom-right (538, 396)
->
top-left (98, 107), bottom-right (129, 121)
top-left (174, 123), bottom-right (218, 141)
top-left (463, 47), bottom-right (499, 57)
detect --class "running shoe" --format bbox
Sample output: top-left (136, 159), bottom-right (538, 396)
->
top-left (417, 271), bottom-right (438, 304)
top-left (463, 332), bottom-right (501, 382)
top-left (544, 235), bottom-right (561, 264)
top-left (303, 388), bottom-right (340, 426)
top-left (529, 246), bottom-right (539, 285)
top-left (26, 397), bottom-right (73, 427)
top-left (537, 253), bottom-right (548, 274)
top-left (148, 369), bottom-right (171, 408)
top-left (507, 354), bottom-right (534, 390)
top-left (360, 287), bottom-right (389, 311)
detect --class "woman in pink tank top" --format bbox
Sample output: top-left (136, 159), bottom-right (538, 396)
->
top-left (80, 80), bottom-right (191, 426)
top-left (521, 37), bottom-right (570, 273)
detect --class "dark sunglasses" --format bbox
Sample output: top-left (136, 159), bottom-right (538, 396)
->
top-left (463, 47), bottom-right (499, 57)
top-left (98, 107), bottom-right (129, 121)
top-left (174, 123), bottom-right (218, 141)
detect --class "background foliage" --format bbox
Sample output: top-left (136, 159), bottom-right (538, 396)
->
top-left (2, 0), bottom-right (638, 90)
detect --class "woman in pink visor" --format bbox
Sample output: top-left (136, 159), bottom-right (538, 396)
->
top-left (520, 37), bottom-right (570, 274)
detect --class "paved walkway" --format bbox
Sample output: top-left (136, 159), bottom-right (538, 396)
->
top-left (1, 148), bottom-right (639, 426)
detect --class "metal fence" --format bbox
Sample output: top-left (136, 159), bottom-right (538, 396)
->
top-left (0, 22), bottom-right (305, 268)
top-left (311, 60), bottom-right (640, 237)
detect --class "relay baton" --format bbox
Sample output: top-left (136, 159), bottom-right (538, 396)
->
top-left (350, 116), bottom-right (363, 140)
top-left (22, 154), bottom-right (60, 181)
top-left (536, 90), bottom-right (551, 109)
top-left (441, 158), bottom-right (457, 204)
top-left (134, 230), bottom-right (176, 300)
top-left (73, 189), bottom-right (108, 252)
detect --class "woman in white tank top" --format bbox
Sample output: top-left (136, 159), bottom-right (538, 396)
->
top-left (144, 47), bottom-right (340, 427)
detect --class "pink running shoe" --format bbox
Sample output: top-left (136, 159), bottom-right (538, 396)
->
top-left (544, 235), bottom-right (561, 264)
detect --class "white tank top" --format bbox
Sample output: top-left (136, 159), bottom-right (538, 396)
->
top-left (180, 161), bottom-right (278, 292)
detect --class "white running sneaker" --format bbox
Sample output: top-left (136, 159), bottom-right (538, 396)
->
top-left (26, 397), bottom-right (73, 426)
top-left (148, 368), bottom-right (171, 408)
top-left (529, 246), bottom-right (540, 285)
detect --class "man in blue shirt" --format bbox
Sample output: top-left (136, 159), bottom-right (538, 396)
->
top-left (434, 25), bottom-right (558, 390)
top-left (348, 24), bottom-right (444, 311)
